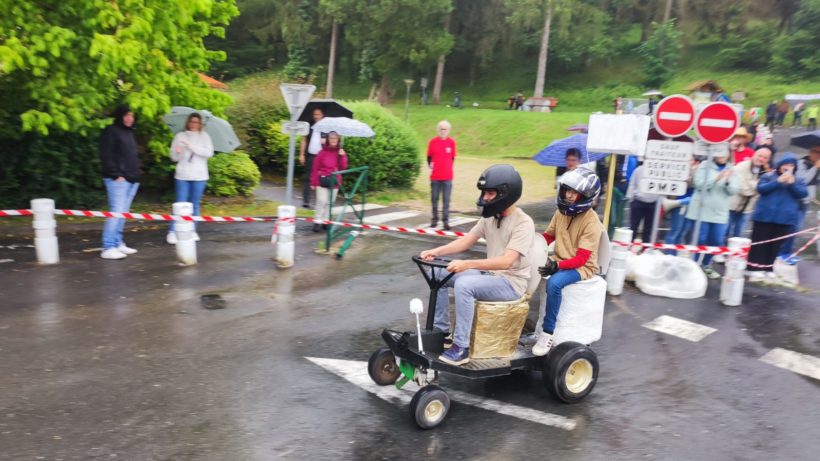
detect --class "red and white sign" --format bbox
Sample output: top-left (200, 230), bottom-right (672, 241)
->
top-left (694, 102), bottom-right (739, 144)
top-left (653, 95), bottom-right (696, 138)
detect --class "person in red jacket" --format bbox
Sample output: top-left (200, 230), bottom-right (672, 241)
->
top-left (427, 120), bottom-right (457, 230)
top-left (533, 168), bottom-right (603, 356)
top-left (310, 132), bottom-right (348, 232)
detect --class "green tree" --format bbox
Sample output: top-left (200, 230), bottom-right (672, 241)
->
top-left (771, 0), bottom-right (820, 79)
top-left (636, 19), bottom-right (682, 88)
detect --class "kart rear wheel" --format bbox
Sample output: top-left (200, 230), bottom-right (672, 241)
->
top-left (544, 341), bottom-right (598, 403)
top-left (368, 347), bottom-right (401, 385)
top-left (409, 385), bottom-right (450, 429)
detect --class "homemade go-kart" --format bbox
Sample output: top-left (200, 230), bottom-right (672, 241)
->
top-left (367, 232), bottom-right (610, 429)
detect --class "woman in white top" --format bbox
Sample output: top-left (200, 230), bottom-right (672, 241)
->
top-left (167, 113), bottom-right (214, 244)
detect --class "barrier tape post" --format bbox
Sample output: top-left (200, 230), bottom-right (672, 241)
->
top-left (31, 198), bottom-right (59, 264)
top-left (173, 202), bottom-right (197, 265)
top-left (720, 237), bottom-right (750, 307)
top-left (607, 227), bottom-right (633, 296)
top-left (275, 205), bottom-right (296, 268)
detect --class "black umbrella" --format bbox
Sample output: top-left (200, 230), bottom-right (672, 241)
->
top-left (790, 130), bottom-right (820, 150)
top-left (298, 99), bottom-right (353, 124)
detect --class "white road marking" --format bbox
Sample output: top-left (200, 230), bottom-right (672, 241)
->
top-left (446, 216), bottom-right (478, 227)
top-left (642, 315), bottom-right (717, 342)
top-left (364, 211), bottom-right (421, 225)
top-left (700, 118), bottom-right (735, 128)
top-left (305, 356), bottom-right (576, 430)
top-left (659, 112), bottom-right (692, 121)
top-left (0, 259), bottom-right (13, 264)
top-left (331, 203), bottom-right (386, 215)
top-left (760, 348), bottom-right (820, 381)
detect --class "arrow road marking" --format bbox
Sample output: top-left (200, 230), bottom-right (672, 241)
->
top-left (642, 315), bottom-right (717, 342)
top-left (305, 356), bottom-right (577, 430)
top-left (659, 112), bottom-right (692, 121)
top-left (760, 348), bottom-right (820, 381)
top-left (699, 118), bottom-right (735, 128)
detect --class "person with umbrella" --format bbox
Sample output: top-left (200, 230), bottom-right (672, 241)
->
top-left (310, 132), bottom-right (348, 232)
top-left (99, 104), bottom-right (141, 260)
top-left (299, 107), bottom-right (326, 209)
top-left (166, 112), bottom-right (214, 245)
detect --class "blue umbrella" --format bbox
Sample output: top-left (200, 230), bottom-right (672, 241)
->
top-left (532, 133), bottom-right (610, 167)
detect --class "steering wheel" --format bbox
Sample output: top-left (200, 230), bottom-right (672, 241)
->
top-left (411, 255), bottom-right (452, 269)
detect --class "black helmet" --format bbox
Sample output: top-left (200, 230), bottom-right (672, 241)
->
top-left (557, 167), bottom-right (601, 216)
top-left (476, 164), bottom-right (523, 218)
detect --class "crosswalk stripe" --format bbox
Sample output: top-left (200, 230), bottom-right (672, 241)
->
top-left (364, 211), bottom-right (421, 225)
top-left (760, 348), bottom-right (820, 381)
top-left (447, 216), bottom-right (478, 227)
top-left (642, 315), bottom-right (717, 342)
top-left (331, 203), bottom-right (386, 215)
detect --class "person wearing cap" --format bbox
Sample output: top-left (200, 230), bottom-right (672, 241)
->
top-left (533, 168), bottom-right (602, 357)
top-left (730, 127), bottom-right (755, 164)
top-left (420, 165), bottom-right (534, 366)
top-left (99, 104), bottom-right (141, 260)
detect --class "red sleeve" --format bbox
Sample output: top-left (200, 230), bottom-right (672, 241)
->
top-left (541, 233), bottom-right (555, 245)
top-left (338, 152), bottom-right (348, 171)
top-left (557, 248), bottom-right (592, 270)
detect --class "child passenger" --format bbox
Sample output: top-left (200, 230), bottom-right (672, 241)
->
top-left (533, 168), bottom-right (603, 356)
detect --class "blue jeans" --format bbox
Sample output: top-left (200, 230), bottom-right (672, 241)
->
top-left (102, 178), bottom-right (140, 250)
top-left (430, 180), bottom-right (452, 224)
top-left (725, 211), bottom-right (749, 240)
top-left (543, 269), bottom-right (582, 334)
top-left (432, 268), bottom-right (521, 348)
top-left (695, 221), bottom-right (728, 267)
top-left (778, 211), bottom-right (805, 257)
top-left (170, 179), bottom-right (207, 231)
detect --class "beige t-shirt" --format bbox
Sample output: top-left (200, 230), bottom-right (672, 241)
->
top-left (545, 209), bottom-right (602, 280)
top-left (467, 208), bottom-right (535, 294)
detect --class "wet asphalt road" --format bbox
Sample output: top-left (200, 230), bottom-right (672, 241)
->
top-left (1, 205), bottom-right (819, 460)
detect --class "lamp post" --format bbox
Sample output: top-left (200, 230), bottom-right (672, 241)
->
top-left (403, 79), bottom-right (415, 122)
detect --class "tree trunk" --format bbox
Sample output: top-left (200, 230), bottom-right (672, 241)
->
top-left (325, 19), bottom-right (338, 98)
top-left (533, 4), bottom-right (552, 99)
top-left (663, 0), bottom-right (673, 22)
top-left (432, 54), bottom-right (446, 104)
top-left (377, 74), bottom-right (391, 106)
top-left (368, 83), bottom-right (378, 101)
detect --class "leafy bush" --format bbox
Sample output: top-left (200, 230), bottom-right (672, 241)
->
top-left (246, 105), bottom-right (293, 169)
top-left (771, 0), bottom-right (820, 79)
top-left (207, 151), bottom-right (261, 197)
top-left (636, 20), bottom-right (682, 88)
top-left (0, 132), bottom-right (104, 209)
top-left (716, 25), bottom-right (776, 70)
top-left (342, 101), bottom-right (421, 190)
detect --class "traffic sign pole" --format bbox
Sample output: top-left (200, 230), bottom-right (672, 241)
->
top-left (280, 84), bottom-right (317, 205)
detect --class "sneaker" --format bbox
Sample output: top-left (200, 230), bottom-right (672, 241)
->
top-left (442, 333), bottom-right (454, 349)
top-left (192, 232), bottom-right (200, 242)
top-left (703, 267), bottom-right (721, 280)
top-left (443, 222), bottom-right (451, 231)
top-left (518, 333), bottom-right (538, 347)
top-left (532, 332), bottom-right (554, 356)
top-left (166, 232), bottom-right (178, 245)
top-left (713, 254), bottom-right (726, 264)
top-left (116, 244), bottom-right (137, 255)
top-left (748, 271), bottom-right (766, 282)
top-left (430, 220), bottom-right (438, 229)
top-left (438, 344), bottom-right (470, 365)
top-left (100, 248), bottom-right (127, 260)
top-left (783, 256), bottom-right (800, 265)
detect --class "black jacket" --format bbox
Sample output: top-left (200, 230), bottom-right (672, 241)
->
top-left (99, 106), bottom-right (140, 182)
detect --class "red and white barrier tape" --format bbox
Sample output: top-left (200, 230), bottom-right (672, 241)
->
top-left (302, 217), bottom-right (466, 237)
top-left (611, 240), bottom-right (746, 256)
top-left (746, 233), bottom-right (820, 268)
top-left (0, 210), bottom-right (33, 217)
top-left (747, 226), bottom-right (818, 246)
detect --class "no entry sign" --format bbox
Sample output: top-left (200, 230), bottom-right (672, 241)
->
top-left (653, 95), bottom-right (695, 138)
top-left (695, 102), bottom-right (739, 144)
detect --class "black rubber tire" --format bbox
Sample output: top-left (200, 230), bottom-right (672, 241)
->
top-left (409, 385), bottom-right (450, 429)
top-left (367, 347), bottom-right (401, 385)
top-left (543, 341), bottom-right (598, 403)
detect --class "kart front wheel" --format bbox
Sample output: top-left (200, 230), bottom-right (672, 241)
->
top-left (409, 385), bottom-right (450, 429)
top-left (368, 347), bottom-right (401, 385)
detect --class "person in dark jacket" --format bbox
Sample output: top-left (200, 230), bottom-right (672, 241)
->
top-left (99, 104), bottom-right (141, 260)
top-left (747, 154), bottom-right (808, 282)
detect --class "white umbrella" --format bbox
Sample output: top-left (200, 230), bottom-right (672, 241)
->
top-left (163, 106), bottom-right (241, 153)
top-left (642, 89), bottom-right (663, 96)
top-left (312, 117), bottom-right (375, 138)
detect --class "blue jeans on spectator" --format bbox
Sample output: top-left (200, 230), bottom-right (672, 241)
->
top-left (543, 269), bottom-right (582, 334)
top-left (432, 268), bottom-right (521, 348)
top-left (696, 221), bottom-right (728, 267)
top-left (725, 211), bottom-right (750, 240)
top-left (102, 178), bottom-right (140, 250)
top-left (430, 180), bottom-right (452, 225)
top-left (170, 179), bottom-right (207, 232)
top-left (630, 199), bottom-right (656, 242)
top-left (778, 211), bottom-right (805, 257)
top-left (664, 208), bottom-right (687, 254)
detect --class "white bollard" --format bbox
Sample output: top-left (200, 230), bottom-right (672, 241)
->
top-left (173, 202), bottom-right (197, 265)
top-left (275, 205), bottom-right (296, 268)
top-left (606, 227), bottom-right (633, 295)
top-left (31, 198), bottom-right (59, 264)
top-left (720, 237), bottom-right (750, 307)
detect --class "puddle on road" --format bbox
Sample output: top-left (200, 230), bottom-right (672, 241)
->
top-left (201, 294), bottom-right (227, 310)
